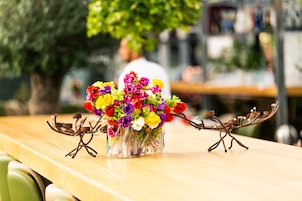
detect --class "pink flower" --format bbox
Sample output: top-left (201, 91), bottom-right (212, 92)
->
top-left (114, 100), bottom-right (120, 106)
top-left (151, 86), bottom-right (161, 94)
top-left (124, 74), bottom-right (135, 84)
top-left (140, 77), bottom-right (149, 86)
top-left (108, 125), bottom-right (118, 137)
top-left (124, 84), bottom-right (134, 94)
top-left (123, 96), bottom-right (132, 103)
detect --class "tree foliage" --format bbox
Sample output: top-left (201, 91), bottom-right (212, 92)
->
top-left (87, 0), bottom-right (201, 52)
top-left (0, 0), bottom-right (116, 77)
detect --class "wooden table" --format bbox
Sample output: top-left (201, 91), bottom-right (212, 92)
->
top-left (170, 81), bottom-right (302, 97)
top-left (0, 115), bottom-right (302, 201)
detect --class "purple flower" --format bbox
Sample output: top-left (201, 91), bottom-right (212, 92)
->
top-left (157, 101), bottom-right (166, 110)
top-left (118, 116), bottom-right (132, 128)
top-left (100, 86), bottom-right (111, 94)
top-left (158, 113), bottom-right (166, 127)
top-left (123, 103), bottom-right (134, 114)
top-left (140, 77), bottom-right (149, 86)
top-left (94, 108), bottom-right (104, 116)
top-left (114, 100), bottom-right (120, 106)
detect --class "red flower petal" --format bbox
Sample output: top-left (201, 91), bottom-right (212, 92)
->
top-left (83, 101), bottom-right (93, 112)
top-left (106, 106), bottom-right (115, 117)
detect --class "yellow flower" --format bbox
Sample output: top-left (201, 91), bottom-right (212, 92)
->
top-left (102, 81), bottom-right (115, 89)
top-left (145, 112), bottom-right (161, 129)
top-left (95, 94), bottom-right (114, 110)
top-left (93, 81), bottom-right (115, 89)
top-left (152, 79), bottom-right (164, 89)
top-left (92, 81), bottom-right (103, 88)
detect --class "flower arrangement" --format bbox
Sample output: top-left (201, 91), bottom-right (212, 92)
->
top-left (84, 71), bottom-right (186, 158)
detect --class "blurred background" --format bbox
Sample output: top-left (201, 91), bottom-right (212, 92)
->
top-left (1, 0), bottom-right (302, 145)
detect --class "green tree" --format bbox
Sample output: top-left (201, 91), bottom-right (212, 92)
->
top-left (0, 0), bottom-right (116, 114)
top-left (87, 0), bottom-right (201, 52)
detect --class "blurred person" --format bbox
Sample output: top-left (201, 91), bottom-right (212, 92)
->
top-left (118, 39), bottom-right (171, 98)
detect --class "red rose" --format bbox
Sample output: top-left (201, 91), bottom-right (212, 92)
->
top-left (173, 102), bottom-right (186, 113)
top-left (83, 101), bottom-right (93, 112)
top-left (106, 106), bottom-right (115, 117)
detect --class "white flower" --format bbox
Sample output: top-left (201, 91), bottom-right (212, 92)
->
top-left (132, 117), bottom-right (145, 131)
top-left (146, 89), bottom-right (153, 95)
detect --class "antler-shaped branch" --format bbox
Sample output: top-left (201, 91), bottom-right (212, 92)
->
top-left (47, 114), bottom-right (104, 158)
top-left (172, 102), bottom-right (279, 152)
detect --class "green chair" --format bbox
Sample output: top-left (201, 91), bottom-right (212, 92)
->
top-left (45, 184), bottom-right (77, 201)
top-left (236, 124), bottom-right (260, 138)
top-left (7, 161), bottom-right (45, 201)
top-left (0, 152), bottom-right (14, 201)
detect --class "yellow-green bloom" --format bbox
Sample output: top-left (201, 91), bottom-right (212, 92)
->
top-left (95, 94), bottom-right (114, 110)
top-left (145, 112), bottom-right (161, 129)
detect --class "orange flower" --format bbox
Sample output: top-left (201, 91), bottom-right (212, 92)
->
top-left (133, 98), bottom-right (142, 109)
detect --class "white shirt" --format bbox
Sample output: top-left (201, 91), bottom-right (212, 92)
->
top-left (118, 57), bottom-right (171, 98)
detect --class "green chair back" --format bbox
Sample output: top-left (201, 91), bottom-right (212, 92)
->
top-left (7, 169), bottom-right (43, 201)
top-left (236, 124), bottom-right (260, 138)
top-left (0, 154), bottom-right (14, 201)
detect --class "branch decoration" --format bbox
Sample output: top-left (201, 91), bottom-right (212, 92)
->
top-left (47, 114), bottom-right (104, 158)
top-left (171, 102), bottom-right (279, 152)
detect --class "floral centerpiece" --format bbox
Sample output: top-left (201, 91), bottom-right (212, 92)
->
top-left (83, 71), bottom-right (186, 158)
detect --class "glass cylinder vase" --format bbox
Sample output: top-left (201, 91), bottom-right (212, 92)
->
top-left (106, 125), bottom-right (164, 158)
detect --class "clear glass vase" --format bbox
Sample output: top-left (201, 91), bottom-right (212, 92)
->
top-left (106, 125), bottom-right (164, 158)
